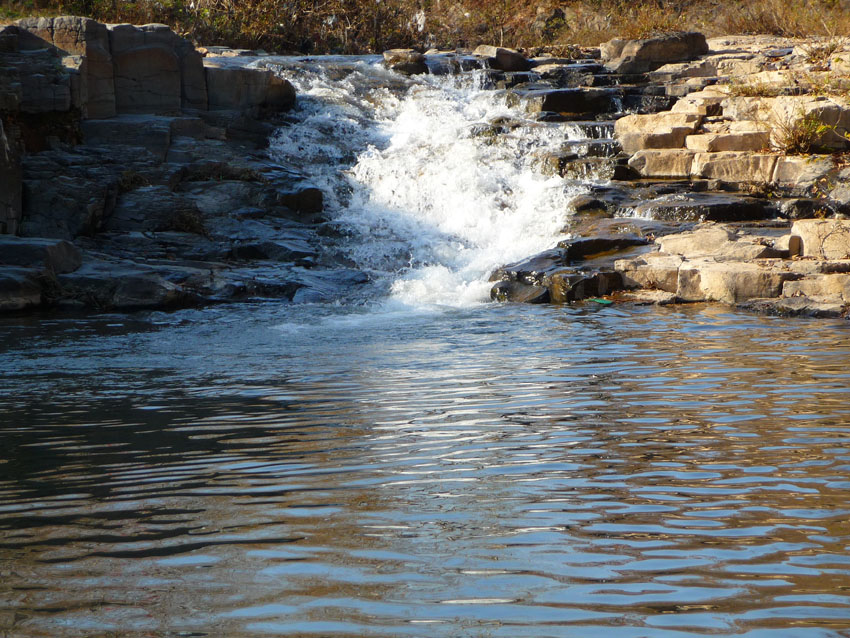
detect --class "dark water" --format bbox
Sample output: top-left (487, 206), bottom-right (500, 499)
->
top-left (1, 302), bottom-right (849, 637)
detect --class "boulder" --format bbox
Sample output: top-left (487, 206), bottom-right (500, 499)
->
top-left (204, 63), bottom-right (295, 115)
top-left (473, 45), bottom-right (530, 72)
top-left (0, 236), bottom-right (81, 273)
top-left (602, 32), bottom-right (709, 74)
top-left (791, 219), bottom-right (850, 259)
top-left (772, 155), bottom-right (834, 192)
top-left (383, 49), bottom-right (428, 75)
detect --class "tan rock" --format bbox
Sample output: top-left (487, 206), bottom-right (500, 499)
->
top-left (791, 219), bottom-right (850, 259)
top-left (782, 273), bottom-right (850, 302)
top-left (615, 253), bottom-right (683, 292)
top-left (627, 149), bottom-right (695, 178)
top-left (671, 93), bottom-right (724, 116)
top-left (691, 152), bottom-right (778, 183)
top-left (685, 130), bottom-right (769, 152)
top-left (677, 259), bottom-right (794, 303)
top-left (774, 234), bottom-right (802, 257)
top-left (772, 155), bottom-right (834, 189)
top-left (657, 226), bottom-right (736, 257)
top-left (616, 113), bottom-right (701, 154)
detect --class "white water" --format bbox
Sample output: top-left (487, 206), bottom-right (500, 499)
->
top-left (268, 58), bottom-right (587, 309)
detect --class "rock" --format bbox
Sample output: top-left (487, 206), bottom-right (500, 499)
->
top-left (516, 87), bottom-right (617, 117)
top-left (0, 236), bottom-right (81, 273)
top-left (81, 115), bottom-right (172, 161)
top-left (57, 257), bottom-right (193, 309)
top-left (16, 16), bottom-right (117, 118)
top-left (489, 248), bottom-right (565, 285)
top-left (383, 49), bottom-right (428, 75)
top-left (0, 266), bottom-right (41, 310)
top-left (0, 119), bottom-right (22, 234)
top-left (628, 149), bottom-right (695, 178)
top-left (616, 253), bottom-right (684, 293)
top-left (685, 130), bottom-right (769, 152)
top-left (204, 63), bottom-right (295, 115)
top-left (107, 186), bottom-right (202, 233)
top-left (547, 270), bottom-right (622, 303)
top-left (473, 45), bottom-right (530, 72)
top-left (677, 258), bottom-right (795, 303)
top-left (791, 219), bottom-right (850, 259)
top-left (774, 233), bottom-right (802, 257)
top-left (615, 112), bottom-right (701, 154)
top-left (490, 279), bottom-right (550, 303)
top-left (745, 296), bottom-right (847, 318)
top-left (657, 225), bottom-right (781, 260)
top-left (772, 155), bottom-right (834, 192)
top-left (602, 32), bottom-right (709, 74)
top-left (690, 152), bottom-right (778, 184)
top-left (782, 273), bottom-right (850, 303)
top-left (634, 193), bottom-right (769, 222)
top-left (558, 234), bottom-right (650, 261)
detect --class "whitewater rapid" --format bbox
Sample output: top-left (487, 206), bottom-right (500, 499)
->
top-left (268, 57), bottom-right (587, 308)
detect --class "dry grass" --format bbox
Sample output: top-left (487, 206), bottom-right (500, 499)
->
top-left (5, 0), bottom-right (850, 53)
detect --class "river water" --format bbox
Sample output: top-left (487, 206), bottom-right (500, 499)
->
top-left (1, 57), bottom-right (850, 637)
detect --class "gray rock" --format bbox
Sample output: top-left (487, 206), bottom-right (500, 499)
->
top-left (634, 193), bottom-right (770, 223)
top-left (513, 87), bottom-right (617, 117)
top-left (0, 236), bottom-right (81, 273)
top-left (473, 45), bottom-right (531, 72)
top-left (204, 63), bottom-right (295, 115)
top-left (81, 115), bottom-right (172, 161)
top-left (107, 186), bottom-right (202, 233)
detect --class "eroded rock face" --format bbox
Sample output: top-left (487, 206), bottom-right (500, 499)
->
top-left (0, 119), bottom-right (21, 234)
top-left (602, 32), bottom-right (709, 74)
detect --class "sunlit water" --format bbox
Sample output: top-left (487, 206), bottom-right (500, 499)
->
top-left (2, 59), bottom-right (850, 637)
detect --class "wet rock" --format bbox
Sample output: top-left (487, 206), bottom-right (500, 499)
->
top-left (547, 269), bottom-right (621, 303)
top-left (558, 234), bottom-right (649, 261)
top-left (743, 296), bottom-right (847, 318)
top-left (634, 193), bottom-right (770, 223)
top-left (231, 238), bottom-right (316, 262)
top-left (489, 248), bottom-right (566, 285)
top-left (515, 87), bottom-right (617, 117)
top-left (473, 45), bottom-right (530, 72)
top-left (57, 257), bottom-right (196, 309)
top-left (0, 266), bottom-right (41, 310)
top-left (0, 236), bottom-right (81, 273)
top-left (490, 279), bottom-right (550, 303)
top-left (383, 49), bottom-right (428, 75)
top-left (616, 253), bottom-right (684, 293)
top-left (602, 32), bottom-right (709, 75)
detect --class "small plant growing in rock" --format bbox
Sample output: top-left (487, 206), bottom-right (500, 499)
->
top-left (770, 110), bottom-right (835, 154)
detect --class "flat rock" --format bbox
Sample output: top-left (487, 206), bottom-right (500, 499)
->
top-left (633, 193), bottom-right (770, 222)
top-left (0, 235), bottom-right (81, 273)
top-left (0, 266), bottom-right (42, 310)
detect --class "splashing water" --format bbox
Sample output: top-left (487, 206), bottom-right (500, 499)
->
top-left (267, 57), bottom-right (586, 309)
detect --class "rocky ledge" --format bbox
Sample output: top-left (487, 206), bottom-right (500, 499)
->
top-left (0, 16), bottom-right (361, 313)
top-left (468, 32), bottom-right (850, 319)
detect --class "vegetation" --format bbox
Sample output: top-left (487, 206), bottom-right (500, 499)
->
top-left (4, 0), bottom-right (850, 54)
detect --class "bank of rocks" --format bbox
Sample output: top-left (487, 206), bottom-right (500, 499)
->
top-left (474, 33), bottom-right (850, 319)
top-left (0, 16), bottom-right (361, 312)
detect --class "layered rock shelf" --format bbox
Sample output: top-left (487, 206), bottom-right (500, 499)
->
top-left (465, 32), bottom-right (850, 319)
top-left (0, 16), bottom-right (340, 312)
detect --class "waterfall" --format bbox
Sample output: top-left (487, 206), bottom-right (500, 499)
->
top-left (267, 57), bottom-right (589, 309)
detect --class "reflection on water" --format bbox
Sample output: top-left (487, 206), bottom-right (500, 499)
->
top-left (1, 303), bottom-right (850, 637)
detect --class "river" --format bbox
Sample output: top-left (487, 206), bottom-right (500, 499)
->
top-left (1, 56), bottom-right (849, 637)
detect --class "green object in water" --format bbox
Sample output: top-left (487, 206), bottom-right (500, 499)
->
top-left (588, 298), bottom-right (613, 305)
